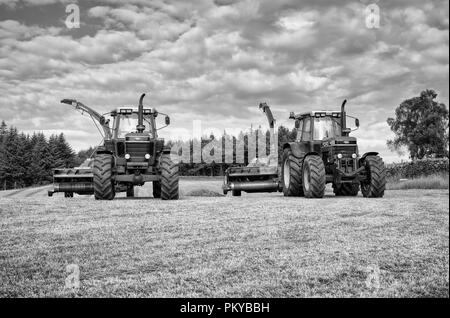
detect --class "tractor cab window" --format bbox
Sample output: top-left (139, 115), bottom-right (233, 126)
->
top-left (296, 120), bottom-right (303, 141)
top-left (313, 116), bottom-right (341, 140)
top-left (116, 114), bottom-right (154, 138)
top-left (301, 117), bottom-right (311, 141)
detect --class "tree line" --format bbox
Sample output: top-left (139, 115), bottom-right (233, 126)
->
top-left (0, 121), bottom-right (85, 190)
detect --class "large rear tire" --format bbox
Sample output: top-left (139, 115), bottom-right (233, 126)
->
top-left (361, 155), bottom-right (386, 198)
top-left (160, 154), bottom-right (179, 200)
top-left (93, 154), bottom-right (115, 200)
top-left (282, 148), bottom-right (304, 197)
top-left (302, 155), bottom-right (326, 198)
top-left (153, 181), bottom-right (161, 198)
top-left (333, 183), bottom-right (359, 196)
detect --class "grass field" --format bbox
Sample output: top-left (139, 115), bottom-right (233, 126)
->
top-left (0, 179), bottom-right (448, 297)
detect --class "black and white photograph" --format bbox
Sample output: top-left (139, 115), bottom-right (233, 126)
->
top-left (0, 0), bottom-right (448, 303)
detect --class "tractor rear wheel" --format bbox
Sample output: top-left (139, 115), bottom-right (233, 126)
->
top-left (153, 181), bottom-right (161, 198)
top-left (333, 183), bottom-right (359, 196)
top-left (232, 190), bottom-right (241, 196)
top-left (282, 148), bottom-right (304, 196)
top-left (93, 154), bottom-right (115, 200)
top-left (302, 155), bottom-right (326, 198)
top-left (361, 155), bottom-right (386, 198)
top-left (126, 185), bottom-right (134, 198)
top-left (160, 154), bottom-right (179, 200)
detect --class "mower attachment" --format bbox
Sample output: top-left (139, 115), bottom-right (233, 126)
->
top-left (48, 167), bottom-right (94, 197)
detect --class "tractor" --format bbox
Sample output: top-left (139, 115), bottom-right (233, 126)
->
top-left (282, 100), bottom-right (386, 198)
top-left (48, 93), bottom-right (179, 200)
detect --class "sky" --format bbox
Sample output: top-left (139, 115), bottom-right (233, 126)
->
top-left (0, 0), bottom-right (448, 163)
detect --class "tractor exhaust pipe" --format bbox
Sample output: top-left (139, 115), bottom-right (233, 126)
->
top-left (341, 99), bottom-right (348, 136)
top-left (137, 93), bottom-right (146, 133)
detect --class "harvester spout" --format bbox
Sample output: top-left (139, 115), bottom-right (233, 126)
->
top-left (137, 93), bottom-right (146, 133)
top-left (60, 98), bottom-right (112, 140)
top-left (259, 102), bottom-right (275, 129)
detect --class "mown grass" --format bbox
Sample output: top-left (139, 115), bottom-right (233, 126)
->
top-left (0, 184), bottom-right (448, 298)
top-left (387, 174), bottom-right (449, 190)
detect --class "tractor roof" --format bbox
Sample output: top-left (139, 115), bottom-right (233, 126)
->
top-left (111, 107), bottom-right (156, 115)
top-left (290, 110), bottom-right (342, 119)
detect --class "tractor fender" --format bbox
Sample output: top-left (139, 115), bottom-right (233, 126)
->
top-left (283, 142), bottom-right (319, 160)
top-left (96, 146), bottom-right (113, 155)
top-left (359, 152), bottom-right (379, 165)
top-left (283, 142), bottom-right (306, 159)
top-left (162, 146), bottom-right (171, 154)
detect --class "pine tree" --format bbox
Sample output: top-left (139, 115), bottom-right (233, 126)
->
top-left (0, 127), bottom-right (21, 189)
top-left (49, 134), bottom-right (64, 168)
top-left (29, 133), bottom-right (53, 185)
top-left (57, 133), bottom-right (75, 168)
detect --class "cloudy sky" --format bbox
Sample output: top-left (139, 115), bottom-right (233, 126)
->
top-left (0, 0), bottom-right (448, 162)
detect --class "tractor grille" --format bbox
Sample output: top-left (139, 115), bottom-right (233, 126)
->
top-left (126, 142), bottom-right (153, 161)
top-left (334, 145), bottom-right (357, 156)
top-left (338, 158), bottom-right (357, 173)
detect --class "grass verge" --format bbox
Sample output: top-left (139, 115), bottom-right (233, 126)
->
top-left (387, 174), bottom-right (449, 190)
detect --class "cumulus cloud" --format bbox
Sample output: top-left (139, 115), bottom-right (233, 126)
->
top-left (0, 0), bottom-right (448, 162)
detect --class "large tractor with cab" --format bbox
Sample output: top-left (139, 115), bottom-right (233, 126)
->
top-left (282, 100), bottom-right (386, 198)
top-left (48, 93), bottom-right (179, 200)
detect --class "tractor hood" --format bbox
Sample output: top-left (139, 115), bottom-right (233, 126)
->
top-left (322, 136), bottom-right (357, 147)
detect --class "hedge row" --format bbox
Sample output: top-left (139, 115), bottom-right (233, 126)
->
top-left (385, 158), bottom-right (449, 180)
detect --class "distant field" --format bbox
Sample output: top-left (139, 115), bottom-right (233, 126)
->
top-left (0, 179), bottom-right (448, 297)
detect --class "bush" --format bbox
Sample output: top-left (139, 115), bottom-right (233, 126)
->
top-left (386, 158), bottom-right (449, 181)
top-left (387, 174), bottom-right (449, 190)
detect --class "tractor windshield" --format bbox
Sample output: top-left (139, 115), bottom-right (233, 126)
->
top-left (313, 116), bottom-right (341, 140)
top-left (116, 114), bottom-right (155, 138)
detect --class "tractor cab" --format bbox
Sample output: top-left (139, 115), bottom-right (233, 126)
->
top-left (111, 107), bottom-right (158, 139)
top-left (293, 111), bottom-right (343, 142)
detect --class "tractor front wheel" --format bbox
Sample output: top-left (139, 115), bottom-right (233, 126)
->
top-left (361, 155), bottom-right (386, 198)
top-left (93, 154), bottom-right (115, 200)
top-left (282, 148), bottom-right (304, 196)
top-left (333, 183), bottom-right (359, 196)
top-left (160, 154), bottom-right (179, 200)
top-left (302, 155), bottom-right (326, 198)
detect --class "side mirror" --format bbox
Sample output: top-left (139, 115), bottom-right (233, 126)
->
top-left (355, 118), bottom-right (360, 127)
top-left (294, 120), bottom-right (300, 129)
top-left (165, 116), bottom-right (170, 125)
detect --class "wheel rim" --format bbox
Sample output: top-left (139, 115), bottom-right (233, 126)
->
top-left (283, 159), bottom-right (290, 189)
top-left (303, 165), bottom-right (310, 192)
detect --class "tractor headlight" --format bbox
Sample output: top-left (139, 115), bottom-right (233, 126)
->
top-left (125, 154), bottom-right (131, 160)
top-left (145, 154), bottom-right (151, 160)
top-left (337, 153), bottom-right (343, 159)
top-left (352, 153), bottom-right (357, 159)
